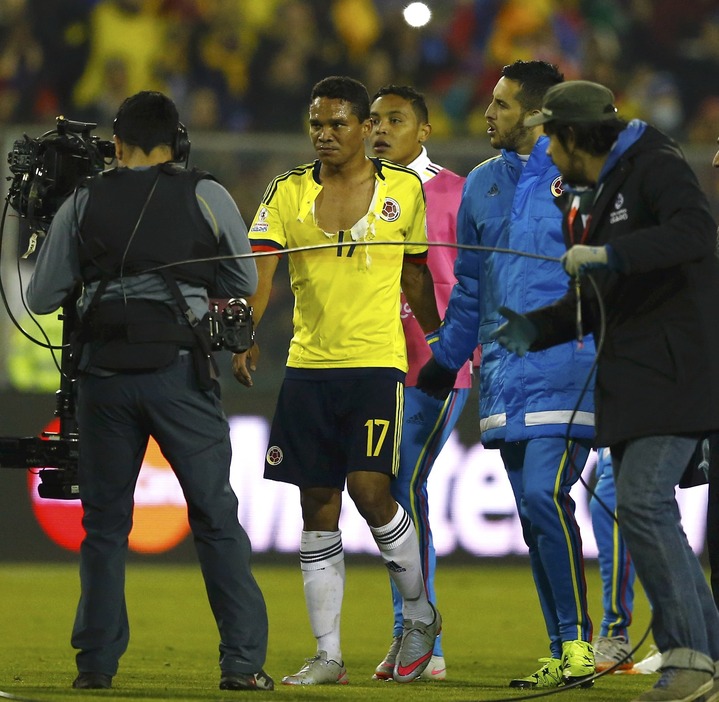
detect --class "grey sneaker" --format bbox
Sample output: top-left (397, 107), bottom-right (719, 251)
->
top-left (632, 667), bottom-right (712, 701)
top-left (418, 654), bottom-right (447, 681)
top-left (372, 636), bottom-right (401, 680)
top-left (593, 635), bottom-right (634, 672)
top-left (393, 603), bottom-right (442, 683)
top-left (509, 658), bottom-right (563, 689)
top-left (281, 651), bottom-right (349, 686)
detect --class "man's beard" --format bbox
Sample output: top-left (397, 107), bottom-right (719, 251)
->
top-left (562, 152), bottom-right (594, 187)
top-left (494, 121), bottom-right (533, 153)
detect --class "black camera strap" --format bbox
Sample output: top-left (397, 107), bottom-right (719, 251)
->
top-left (158, 269), bottom-right (218, 390)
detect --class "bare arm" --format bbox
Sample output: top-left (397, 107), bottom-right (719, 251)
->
top-left (232, 254), bottom-right (280, 386)
top-left (401, 260), bottom-right (441, 334)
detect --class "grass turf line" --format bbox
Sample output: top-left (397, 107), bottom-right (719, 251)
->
top-left (1, 561), bottom-right (657, 701)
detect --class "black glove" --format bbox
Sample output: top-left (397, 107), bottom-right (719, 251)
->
top-left (489, 306), bottom-right (538, 357)
top-left (416, 356), bottom-right (458, 400)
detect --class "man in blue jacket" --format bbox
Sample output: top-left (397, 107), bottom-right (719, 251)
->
top-left (417, 60), bottom-right (596, 688)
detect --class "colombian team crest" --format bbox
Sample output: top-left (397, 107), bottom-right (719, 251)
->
top-left (380, 197), bottom-right (401, 222)
top-left (266, 445), bottom-right (283, 466)
top-left (550, 176), bottom-right (563, 197)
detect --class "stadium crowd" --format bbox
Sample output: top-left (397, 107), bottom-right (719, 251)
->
top-left (1, 0), bottom-right (718, 141)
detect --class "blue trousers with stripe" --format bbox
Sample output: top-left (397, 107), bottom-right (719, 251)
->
top-left (501, 437), bottom-right (593, 659)
top-left (590, 448), bottom-right (635, 640)
top-left (388, 385), bottom-right (469, 657)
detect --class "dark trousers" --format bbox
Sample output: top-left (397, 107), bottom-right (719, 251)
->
top-left (71, 356), bottom-right (268, 676)
top-left (708, 434), bottom-right (719, 609)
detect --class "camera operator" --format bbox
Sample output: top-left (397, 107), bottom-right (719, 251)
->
top-left (25, 91), bottom-right (273, 692)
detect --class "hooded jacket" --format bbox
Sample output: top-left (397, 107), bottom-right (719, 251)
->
top-left (528, 122), bottom-right (719, 446)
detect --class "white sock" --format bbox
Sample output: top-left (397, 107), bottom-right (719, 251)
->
top-left (300, 530), bottom-right (344, 662)
top-left (370, 506), bottom-right (433, 624)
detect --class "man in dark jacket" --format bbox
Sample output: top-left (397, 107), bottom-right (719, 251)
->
top-left (491, 80), bottom-right (719, 702)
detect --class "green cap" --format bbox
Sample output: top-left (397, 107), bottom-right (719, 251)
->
top-left (524, 80), bottom-right (618, 127)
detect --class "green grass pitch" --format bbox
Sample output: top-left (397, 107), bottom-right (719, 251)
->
top-left (1, 560), bottom-right (660, 701)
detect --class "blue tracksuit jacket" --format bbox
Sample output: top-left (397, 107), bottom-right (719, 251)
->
top-left (432, 136), bottom-right (596, 446)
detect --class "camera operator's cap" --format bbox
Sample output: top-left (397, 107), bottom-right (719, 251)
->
top-left (524, 80), bottom-right (618, 127)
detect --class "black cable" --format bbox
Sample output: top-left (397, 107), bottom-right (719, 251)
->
top-left (561, 271), bottom-right (655, 677)
top-left (0, 200), bottom-right (64, 350)
top-left (139, 239), bottom-right (561, 275)
top-left (1, 237), bottom-right (559, 353)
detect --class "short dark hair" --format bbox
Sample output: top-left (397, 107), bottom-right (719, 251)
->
top-left (371, 85), bottom-right (429, 124)
top-left (113, 91), bottom-right (179, 155)
top-left (543, 119), bottom-right (627, 156)
top-left (310, 76), bottom-right (370, 123)
top-left (501, 60), bottom-right (564, 112)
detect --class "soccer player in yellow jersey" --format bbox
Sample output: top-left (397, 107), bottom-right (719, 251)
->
top-left (232, 76), bottom-right (442, 685)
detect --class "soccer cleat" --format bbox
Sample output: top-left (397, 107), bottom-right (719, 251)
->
top-left (281, 651), bottom-right (349, 686)
top-left (509, 657), bottom-right (563, 689)
top-left (393, 603), bottom-right (442, 683)
top-left (633, 646), bottom-right (662, 675)
top-left (631, 667), bottom-right (712, 701)
top-left (418, 655), bottom-right (447, 681)
top-left (219, 669), bottom-right (275, 691)
top-left (561, 639), bottom-right (596, 687)
top-left (72, 672), bottom-right (113, 689)
top-left (593, 635), bottom-right (634, 672)
top-left (372, 636), bottom-right (401, 680)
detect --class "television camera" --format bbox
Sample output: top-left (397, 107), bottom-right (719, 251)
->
top-left (1, 116), bottom-right (253, 499)
top-left (0, 117), bottom-right (114, 498)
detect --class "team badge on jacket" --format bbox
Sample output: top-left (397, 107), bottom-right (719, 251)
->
top-left (551, 176), bottom-right (563, 197)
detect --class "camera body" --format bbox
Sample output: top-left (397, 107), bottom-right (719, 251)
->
top-left (7, 116), bottom-right (114, 230)
top-left (0, 433), bottom-right (79, 499)
top-left (2, 118), bottom-right (111, 498)
top-left (209, 298), bottom-right (255, 354)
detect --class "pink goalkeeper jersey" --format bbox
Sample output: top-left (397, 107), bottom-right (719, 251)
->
top-left (402, 148), bottom-right (472, 388)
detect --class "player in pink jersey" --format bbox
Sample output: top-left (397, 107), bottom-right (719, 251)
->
top-left (369, 85), bottom-right (473, 682)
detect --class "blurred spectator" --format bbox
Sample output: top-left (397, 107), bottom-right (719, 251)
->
top-left (73, 0), bottom-right (169, 116)
top-left (672, 10), bottom-right (719, 128)
top-left (187, 86), bottom-right (222, 130)
top-left (81, 57), bottom-right (131, 127)
top-left (689, 97), bottom-right (719, 144)
top-left (0, 0), bottom-right (42, 123)
top-left (619, 66), bottom-right (684, 138)
top-left (245, 0), bottom-right (349, 133)
top-left (331, 0), bottom-right (381, 62)
top-left (25, 0), bottom-right (91, 121)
